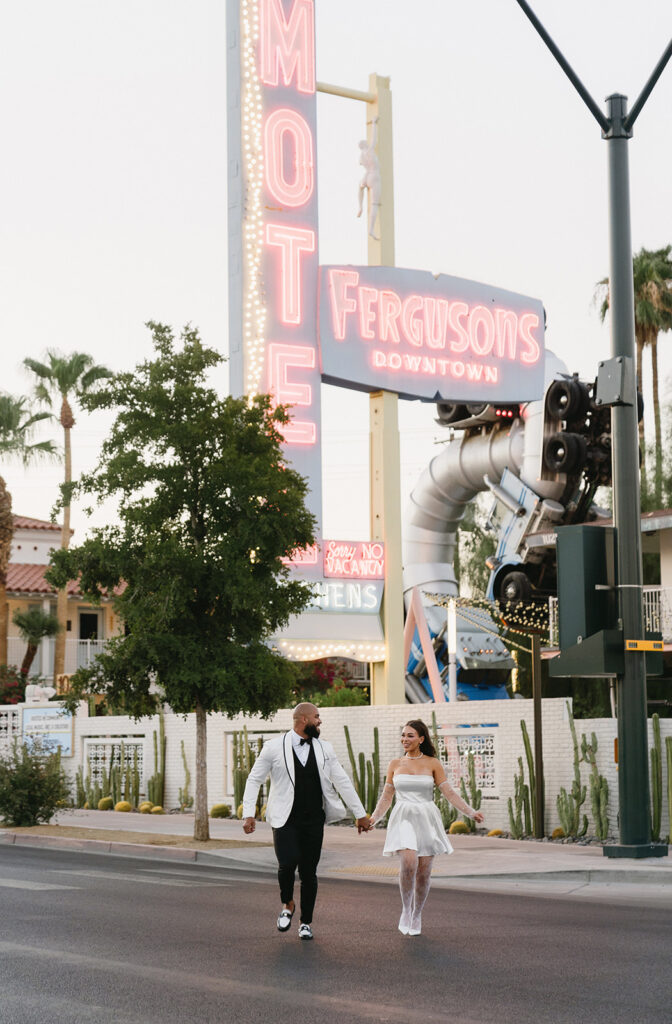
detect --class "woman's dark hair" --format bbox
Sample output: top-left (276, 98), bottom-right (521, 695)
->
top-left (404, 719), bottom-right (436, 758)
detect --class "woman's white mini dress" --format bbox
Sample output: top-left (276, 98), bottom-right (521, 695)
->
top-left (382, 774), bottom-right (454, 858)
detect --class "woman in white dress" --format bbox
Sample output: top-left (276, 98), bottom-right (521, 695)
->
top-left (364, 719), bottom-right (484, 935)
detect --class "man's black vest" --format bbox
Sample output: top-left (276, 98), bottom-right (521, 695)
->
top-left (290, 743), bottom-right (323, 820)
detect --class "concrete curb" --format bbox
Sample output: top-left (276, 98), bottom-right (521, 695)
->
top-left (3, 831), bottom-right (672, 886)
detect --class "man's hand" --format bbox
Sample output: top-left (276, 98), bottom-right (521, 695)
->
top-left (242, 816), bottom-right (256, 835)
top-left (356, 815), bottom-right (372, 834)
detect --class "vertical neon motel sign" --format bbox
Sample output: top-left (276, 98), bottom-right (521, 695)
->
top-left (228, 0), bottom-right (322, 569)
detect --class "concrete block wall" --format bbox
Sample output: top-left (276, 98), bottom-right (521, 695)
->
top-left (37, 701), bottom-right (672, 839)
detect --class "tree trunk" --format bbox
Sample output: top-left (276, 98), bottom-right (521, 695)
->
top-left (0, 477), bottom-right (13, 666)
top-left (650, 334), bottom-right (662, 506)
top-left (193, 700), bottom-right (210, 841)
top-left (53, 421), bottom-right (72, 683)
top-left (21, 643), bottom-right (38, 678)
top-left (636, 334), bottom-right (647, 495)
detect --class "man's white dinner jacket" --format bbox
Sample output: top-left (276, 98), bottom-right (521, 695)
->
top-left (242, 731), bottom-right (366, 828)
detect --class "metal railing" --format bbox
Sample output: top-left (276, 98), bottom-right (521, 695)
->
top-left (6, 637), bottom-right (107, 678)
top-left (548, 585), bottom-right (672, 646)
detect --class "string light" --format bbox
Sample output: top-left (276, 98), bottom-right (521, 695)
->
top-left (277, 639), bottom-right (386, 662)
top-left (241, 0), bottom-right (266, 396)
top-left (426, 591), bottom-right (551, 655)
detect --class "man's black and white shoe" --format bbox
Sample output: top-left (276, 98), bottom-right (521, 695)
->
top-left (277, 908), bottom-right (293, 932)
top-left (298, 924), bottom-right (313, 941)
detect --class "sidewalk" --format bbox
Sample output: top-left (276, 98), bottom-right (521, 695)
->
top-left (2, 809), bottom-right (671, 900)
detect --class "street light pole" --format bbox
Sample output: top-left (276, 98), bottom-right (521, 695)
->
top-left (514, 1), bottom-right (671, 858)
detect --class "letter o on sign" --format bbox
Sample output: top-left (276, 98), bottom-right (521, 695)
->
top-left (264, 108), bottom-right (314, 207)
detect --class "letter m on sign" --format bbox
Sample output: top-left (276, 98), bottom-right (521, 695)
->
top-left (260, 0), bottom-right (315, 93)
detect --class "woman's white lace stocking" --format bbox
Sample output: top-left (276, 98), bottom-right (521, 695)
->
top-left (398, 849), bottom-right (417, 933)
top-left (410, 855), bottom-right (434, 934)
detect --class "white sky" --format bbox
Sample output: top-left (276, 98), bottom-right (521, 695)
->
top-left (1, 1), bottom-right (670, 543)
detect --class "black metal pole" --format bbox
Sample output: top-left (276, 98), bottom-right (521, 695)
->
top-left (602, 95), bottom-right (663, 858)
top-left (531, 633), bottom-right (544, 838)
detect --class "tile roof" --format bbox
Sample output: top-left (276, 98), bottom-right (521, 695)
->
top-left (6, 563), bottom-right (125, 599)
top-left (13, 515), bottom-right (64, 532)
top-left (7, 564), bottom-right (81, 596)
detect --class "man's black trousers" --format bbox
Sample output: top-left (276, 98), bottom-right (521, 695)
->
top-left (272, 814), bottom-right (324, 924)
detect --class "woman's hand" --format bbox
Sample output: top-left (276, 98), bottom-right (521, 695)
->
top-left (473, 811), bottom-right (485, 824)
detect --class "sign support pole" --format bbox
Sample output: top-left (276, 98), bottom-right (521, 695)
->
top-left (366, 74), bottom-right (405, 705)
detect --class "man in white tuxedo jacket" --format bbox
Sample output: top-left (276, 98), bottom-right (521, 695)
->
top-left (242, 702), bottom-right (370, 940)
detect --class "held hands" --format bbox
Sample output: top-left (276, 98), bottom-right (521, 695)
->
top-left (356, 815), bottom-right (373, 834)
top-left (242, 816), bottom-right (256, 835)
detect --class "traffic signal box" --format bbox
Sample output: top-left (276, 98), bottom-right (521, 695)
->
top-left (549, 523), bottom-right (662, 677)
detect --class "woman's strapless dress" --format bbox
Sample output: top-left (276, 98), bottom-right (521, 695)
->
top-left (383, 774), bottom-right (454, 858)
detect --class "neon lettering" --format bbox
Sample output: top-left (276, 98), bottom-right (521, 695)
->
top-left (519, 312), bottom-right (541, 364)
top-left (494, 309), bottom-right (518, 359)
top-left (260, 0), bottom-right (315, 94)
top-left (468, 305), bottom-right (495, 356)
top-left (268, 342), bottom-right (317, 444)
top-left (358, 287), bottom-right (379, 340)
top-left (328, 268), bottom-right (359, 339)
top-left (265, 224), bottom-right (315, 324)
top-left (379, 290), bottom-right (402, 344)
top-left (423, 297), bottom-right (449, 350)
top-left (264, 108), bottom-right (314, 207)
top-left (401, 294), bottom-right (424, 347)
top-left (448, 301), bottom-right (469, 353)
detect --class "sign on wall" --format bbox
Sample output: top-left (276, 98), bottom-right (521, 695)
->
top-left (22, 706), bottom-right (74, 757)
top-left (319, 265), bottom-right (545, 402)
top-left (227, 0), bottom-right (323, 559)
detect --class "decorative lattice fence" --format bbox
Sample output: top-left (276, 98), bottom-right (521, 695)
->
top-left (435, 726), bottom-right (498, 797)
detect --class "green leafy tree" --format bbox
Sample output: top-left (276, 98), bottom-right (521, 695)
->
top-left (47, 323), bottom-right (315, 840)
top-left (0, 394), bottom-right (56, 664)
top-left (596, 245), bottom-right (672, 503)
top-left (23, 350), bottom-right (112, 682)
top-left (12, 607), bottom-right (61, 678)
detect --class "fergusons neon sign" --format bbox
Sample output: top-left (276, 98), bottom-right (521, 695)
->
top-left (319, 265), bottom-right (544, 402)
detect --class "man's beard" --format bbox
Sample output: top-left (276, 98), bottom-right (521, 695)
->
top-left (304, 723), bottom-right (320, 740)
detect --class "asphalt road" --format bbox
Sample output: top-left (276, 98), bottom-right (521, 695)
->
top-left (0, 845), bottom-right (669, 1024)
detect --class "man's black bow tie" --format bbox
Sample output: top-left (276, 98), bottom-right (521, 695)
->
top-left (299, 737), bottom-right (312, 746)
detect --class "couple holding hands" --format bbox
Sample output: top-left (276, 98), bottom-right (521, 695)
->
top-left (242, 703), bottom-right (484, 940)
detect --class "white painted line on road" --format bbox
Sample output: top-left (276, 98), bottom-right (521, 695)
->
top-left (55, 869), bottom-right (229, 887)
top-left (0, 878), bottom-right (80, 891)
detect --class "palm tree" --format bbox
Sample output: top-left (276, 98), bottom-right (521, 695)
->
top-left (595, 245), bottom-right (672, 503)
top-left (12, 606), bottom-right (61, 678)
top-left (23, 352), bottom-right (112, 682)
top-left (0, 394), bottom-right (56, 665)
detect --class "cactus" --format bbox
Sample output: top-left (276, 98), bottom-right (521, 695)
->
top-left (75, 766), bottom-right (86, 808)
top-left (178, 740), bottom-right (193, 811)
top-left (458, 750), bottom-right (482, 832)
top-left (232, 727), bottom-right (264, 817)
top-left (521, 720), bottom-right (542, 836)
top-left (508, 758), bottom-right (527, 839)
top-left (147, 711), bottom-right (166, 808)
top-left (556, 703), bottom-right (588, 838)
top-left (430, 712), bottom-right (457, 829)
top-left (343, 725), bottom-right (380, 816)
top-left (650, 713), bottom-right (662, 842)
top-left (581, 731), bottom-right (609, 841)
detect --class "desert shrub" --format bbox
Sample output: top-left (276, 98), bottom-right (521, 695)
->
top-left (150, 805), bottom-right (164, 814)
top-left (210, 803), bottom-right (231, 819)
top-left (114, 800), bottom-right (132, 812)
top-left (98, 796), bottom-right (113, 811)
top-left (139, 801), bottom-right (153, 813)
top-left (551, 827), bottom-right (565, 839)
top-left (0, 739), bottom-right (70, 826)
top-left (448, 820), bottom-right (470, 835)
top-left (487, 828), bottom-right (503, 837)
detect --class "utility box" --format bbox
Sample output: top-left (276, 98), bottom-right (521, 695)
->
top-left (556, 524), bottom-right (618, 649)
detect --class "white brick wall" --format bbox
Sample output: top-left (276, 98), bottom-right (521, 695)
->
top-left (9, 700), bottom-right (672, 839)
